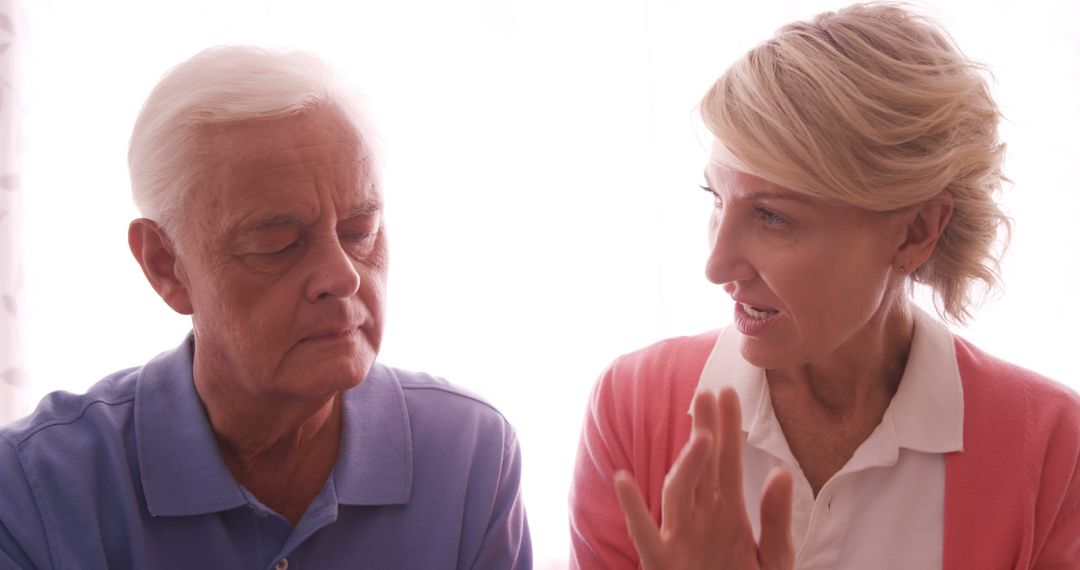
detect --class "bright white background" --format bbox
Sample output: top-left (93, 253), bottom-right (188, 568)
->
top-left (14, 0), bottom-right (1080, 566)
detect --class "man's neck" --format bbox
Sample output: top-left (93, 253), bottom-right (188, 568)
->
top-left (193, 367), bottom-right (345, 527)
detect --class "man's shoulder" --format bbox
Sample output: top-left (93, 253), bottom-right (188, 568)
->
top-left (374, 363), bottom-right (511, 424)
top-left (386, 364), bottom-right (507, 414)
top-left (1, 365), bottom-right (142, 449)
top-left (0, 365), bottom-right (149, 570)
top-left (359, 363), bottom-right (519, 466)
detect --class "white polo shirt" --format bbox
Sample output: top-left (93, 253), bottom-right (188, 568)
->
top-left (694, 307), bottom-right (965, 569)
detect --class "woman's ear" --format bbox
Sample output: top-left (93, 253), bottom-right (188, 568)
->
top-left (128, 219), bottom-right (194, 315)
top-left (893, 191), bottom-right (954, 273)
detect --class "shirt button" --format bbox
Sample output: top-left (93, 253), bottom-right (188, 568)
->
top-left (274, 559), bottom-right (289, 570)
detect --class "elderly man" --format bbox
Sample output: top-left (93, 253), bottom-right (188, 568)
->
top-left (0, 47), bottom-right (531, 568)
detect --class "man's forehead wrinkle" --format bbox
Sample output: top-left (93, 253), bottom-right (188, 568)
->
top-left (234, 158), bottom-right (369, 181)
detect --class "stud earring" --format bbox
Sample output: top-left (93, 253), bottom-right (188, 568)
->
top-left (899, 264), bottom-right (908, 274)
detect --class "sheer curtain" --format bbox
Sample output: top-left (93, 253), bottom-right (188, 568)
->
top-left (13, 1), bottom-right (1080, 566)
top-left (0, 0), bottom-right (23, 426)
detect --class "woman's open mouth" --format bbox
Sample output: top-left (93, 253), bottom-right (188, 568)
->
top-left (740, 303), bottom-right (779, 320)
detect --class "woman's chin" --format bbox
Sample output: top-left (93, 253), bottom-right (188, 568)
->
top-left (738, 336), bottom-right (801, 370)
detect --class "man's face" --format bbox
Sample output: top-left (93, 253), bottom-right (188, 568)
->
top-left (175, 105), bottom-right (386, 401)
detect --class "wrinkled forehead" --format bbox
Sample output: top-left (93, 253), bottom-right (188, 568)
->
top-left (185, 106), bottom-right (381, 229)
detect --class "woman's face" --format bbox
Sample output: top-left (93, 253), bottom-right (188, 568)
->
top-left (703, 146), bottom-right (909, 369)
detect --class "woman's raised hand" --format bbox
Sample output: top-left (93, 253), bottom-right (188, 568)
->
top-left (613, 388), bottom-right (795, 570)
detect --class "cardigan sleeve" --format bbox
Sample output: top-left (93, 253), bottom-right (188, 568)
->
top-left (568, 332), bottom-right (714, 570)
top-left (948, 337), bottom-right (1080, 569)
top-left (568, 361), bottom-right (643, 570)
top-left (1035, 488), bottom-right (1080, 569)
top-left (1031, 384), bottom-right (1080, 569)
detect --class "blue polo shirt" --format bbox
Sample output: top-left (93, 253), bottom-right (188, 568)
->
top-left (0, 337), bottom-right (531, 569)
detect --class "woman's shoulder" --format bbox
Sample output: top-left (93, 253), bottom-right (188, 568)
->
top-left (947, 337), bottom-right (1080, 566)
top-left (606, 329), bottom-right (720, 379)
top-left (591, 330), bottom-right (721, 418)
top-left (953, 336), bottom-right (1080, 457)
top-left (953, 336), bottom-right (1080, 412)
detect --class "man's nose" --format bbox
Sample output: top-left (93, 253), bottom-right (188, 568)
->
top-left (305, 236), bottom-right (362, 302)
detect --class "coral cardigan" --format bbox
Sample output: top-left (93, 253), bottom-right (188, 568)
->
top-left (569, 331), bottom-right (1080, 569)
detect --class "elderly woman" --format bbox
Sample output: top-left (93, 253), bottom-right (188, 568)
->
top-left (569, 3), bottom-right (1080, 569)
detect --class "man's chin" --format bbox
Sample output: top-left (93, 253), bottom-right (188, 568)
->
top-left (312, 361), bottom-right (370, 390)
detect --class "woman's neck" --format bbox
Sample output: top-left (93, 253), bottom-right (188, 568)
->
top-left (764, 301), bottom-right (916, 494)
top-left (768, 301), bottom-right (915, 414)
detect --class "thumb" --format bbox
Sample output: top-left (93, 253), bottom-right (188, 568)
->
top-left (758, 466), bottom-right (795, 570)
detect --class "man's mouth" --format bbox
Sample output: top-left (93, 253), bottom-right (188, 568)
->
top-left (306, 326), bottom-right (361, 342)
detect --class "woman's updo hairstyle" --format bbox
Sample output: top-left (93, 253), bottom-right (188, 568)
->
top-left (700, 2), bottom-right (1009, 323)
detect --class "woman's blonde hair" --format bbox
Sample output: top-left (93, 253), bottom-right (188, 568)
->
top-left (700, 2), bottom-right (1009, 323)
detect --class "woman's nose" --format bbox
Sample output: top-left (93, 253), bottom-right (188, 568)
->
top-left (704, 209), bottom-right (755, 285)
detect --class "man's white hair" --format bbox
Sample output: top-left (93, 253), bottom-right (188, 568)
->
top-left (128, 45), bottom-right (377, 238)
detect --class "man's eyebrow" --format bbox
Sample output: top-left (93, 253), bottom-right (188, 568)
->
top-left (344, 201), bottom-right (383, 218)
top-left (238, 201), bottom-right (382, 232)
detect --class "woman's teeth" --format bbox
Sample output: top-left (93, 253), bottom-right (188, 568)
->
top-left (741, 303), bottom-right (777, 320)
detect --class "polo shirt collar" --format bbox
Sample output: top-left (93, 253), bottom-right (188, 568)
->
top-left (136, 335), bottom-right (414, 517)
top-left (889, 306), bottom-right (965, 453)
top-left (693, 305), bottom-right (964, 454)
top-left (332, 363), bottom-right (413, 506)
top-left (136, 334), bottom-right (247, 516)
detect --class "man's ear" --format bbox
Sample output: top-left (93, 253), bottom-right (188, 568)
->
top-left (128, 219), bottom-right (194, 315)
top-left (893, 191), bottom-right (954, 273)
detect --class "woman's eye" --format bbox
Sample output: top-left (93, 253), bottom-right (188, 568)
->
top-left (699, 185), bottom-right (723, 208)
top-left (755, 207), bottom-right (788, 228)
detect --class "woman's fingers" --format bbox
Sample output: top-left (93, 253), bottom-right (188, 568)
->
top-left (758, 466), bottom-right (795, 570)
top-left (660, 429), bottom-right (713, 527)
top-left (692, 392), bottom-right (722, 502)
top-left (614, 470), bottom-right (665, 568)
top-left (717, 387), bottom-right (745, 509)
top-left (617, 388), bottom-right (794, 570)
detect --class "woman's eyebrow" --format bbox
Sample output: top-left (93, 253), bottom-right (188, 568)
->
top-left (743, 191), bottom-right (811, 203)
